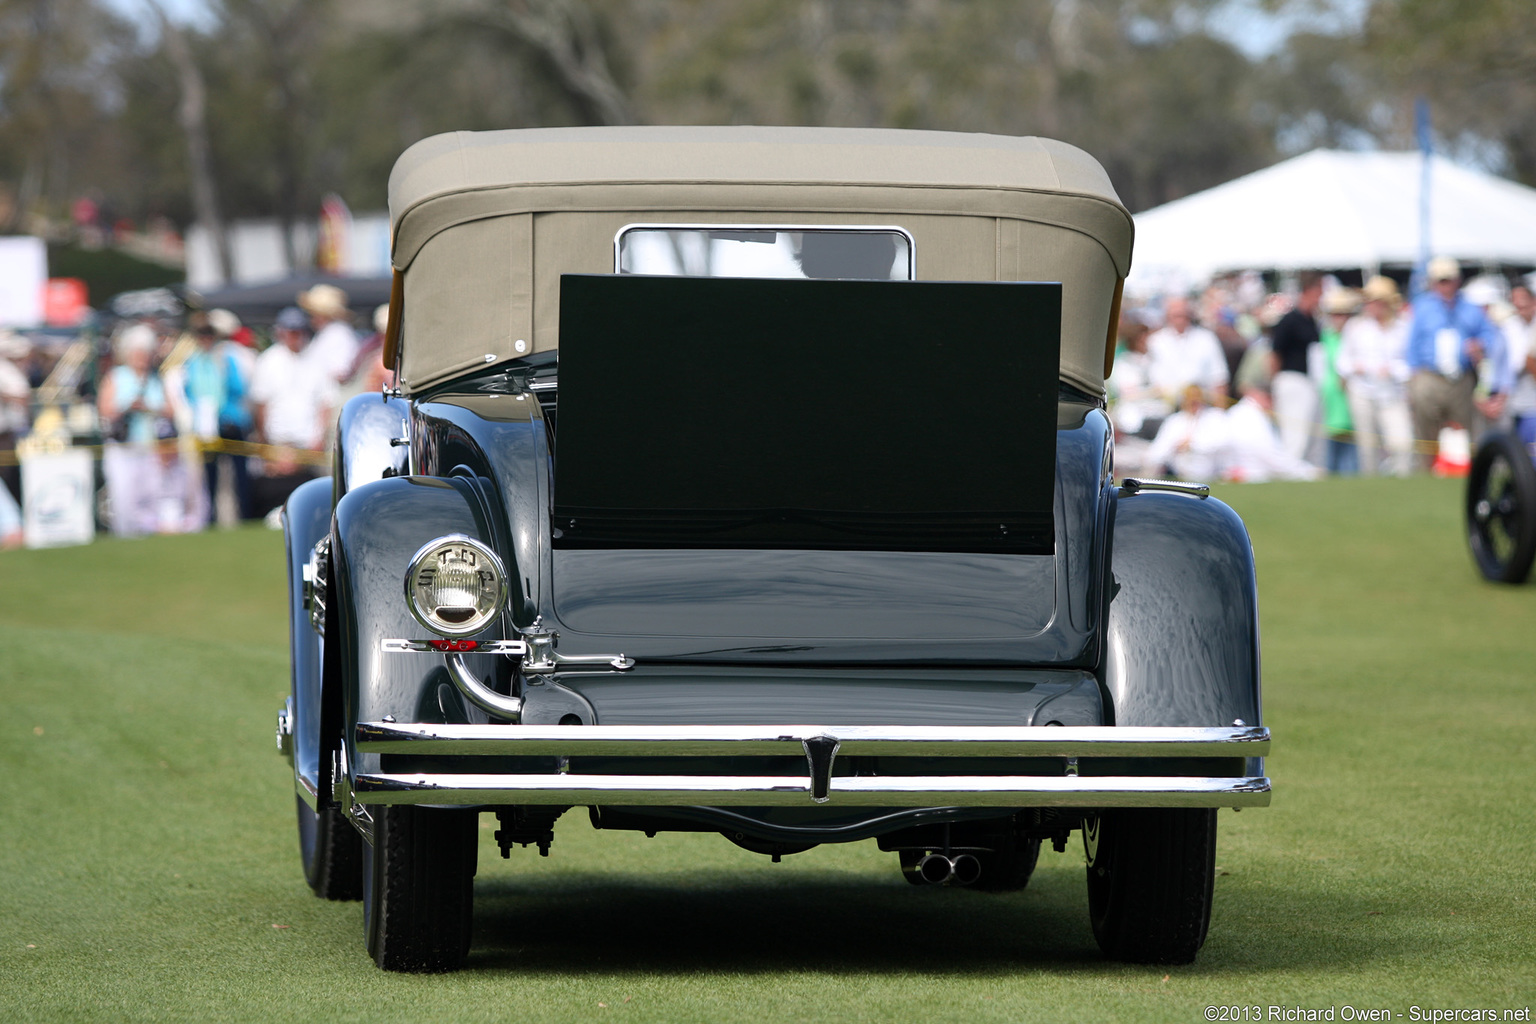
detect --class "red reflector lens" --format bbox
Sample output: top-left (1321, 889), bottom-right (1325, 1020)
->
top-left (427, 639), bottom-right (478, 652)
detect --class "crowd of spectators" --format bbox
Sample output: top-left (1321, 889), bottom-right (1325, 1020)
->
top-left (0, 285), bottom-right (391, 546)
top-left (5, 258), bottom-right (1536, 547)
top-left (1110, 257), bottom-right (1536, 484)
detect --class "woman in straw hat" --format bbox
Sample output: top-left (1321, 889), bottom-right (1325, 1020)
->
top-left (1338, 275), bottom-right (1413, 476)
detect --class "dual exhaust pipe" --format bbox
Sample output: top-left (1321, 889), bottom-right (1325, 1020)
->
top-left (915, 852), bottom-right (982, 886)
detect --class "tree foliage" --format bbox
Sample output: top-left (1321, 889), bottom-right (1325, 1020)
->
top-left (0, 0), bottom-right (1528, 235)
top-left (1364, 0), bottom-right (1536, 181)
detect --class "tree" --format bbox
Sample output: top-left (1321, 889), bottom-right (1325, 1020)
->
top-left (147, 0), bottom-right (230, 280)
top-left (621, 0), bottom-right (1277, 210)
top-left (464, 0), bottom-right (635, 125)
top-left (1364, 0), bottom-right (1536, 184)
top-left (0, 0), bottom-right (136, 229)
top-left (210, 0), bottom-right (332, 266)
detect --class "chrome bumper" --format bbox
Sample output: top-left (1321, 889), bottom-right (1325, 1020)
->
top-left (353, 722), bottom-right (1271, 808)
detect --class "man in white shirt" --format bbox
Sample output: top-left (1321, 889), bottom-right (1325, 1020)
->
top-left (1145, 296), bottom-right (1230, 406)
top-left (1225, 386), bottom-right (1322, 482)
top-left (249, 306), bottom-right (338, 515)
top-left (298, 284), bottom-right (359, 384)
top-left (1337, 275), bottom-right (1414, 476)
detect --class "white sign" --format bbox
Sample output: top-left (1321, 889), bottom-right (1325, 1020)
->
top-left (22, 449), bottom-right (96, 548)
top-left (0, 235), bottom-right (47, 327)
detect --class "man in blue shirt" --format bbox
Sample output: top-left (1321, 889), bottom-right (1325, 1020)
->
top-left (1405, 256), bottom-right (1504, 471)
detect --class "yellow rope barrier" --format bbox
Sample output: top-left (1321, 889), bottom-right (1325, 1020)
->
top-left (2, 436), bottom-right (332, 468)
top-left (0, 421), bottom-right (1475, 466)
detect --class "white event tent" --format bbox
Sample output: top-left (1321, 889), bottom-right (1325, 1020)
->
top-left (1127, 149), bottom-right (1536, 293)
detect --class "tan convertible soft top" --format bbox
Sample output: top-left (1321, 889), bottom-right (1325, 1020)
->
top-left (386, 126), bottom-right (1133, 395)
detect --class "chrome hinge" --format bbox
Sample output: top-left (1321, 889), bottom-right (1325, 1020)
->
top-left (1120, 477), bottom-right (1211, 498)
top-left (519, 617), bottom-right (634, 675)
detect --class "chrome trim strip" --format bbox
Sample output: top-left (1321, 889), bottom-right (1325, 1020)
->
top-left (1120, 477), bottom-right (1211, 498)
top-left (295, 773), bottom-right (320, 810)
top-left (355, 723), bottom-right (1269, 758)
top-left (353, 772), bottom-right (1272, 808)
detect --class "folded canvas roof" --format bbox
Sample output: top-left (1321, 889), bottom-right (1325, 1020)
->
top-left (386, 126), bottom-right (1133, 396)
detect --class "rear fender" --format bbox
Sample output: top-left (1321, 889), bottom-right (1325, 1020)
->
top-left (1102, 490), bottom-right (1261, 742)
top-left (281, 476), bottom-right (334, 806)
top-left (331, 393), bottom-right (410, 507)
top-left (331, 475), bottom-right (520, 781)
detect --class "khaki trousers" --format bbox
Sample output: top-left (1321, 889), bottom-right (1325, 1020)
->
top-left (1408, 370), bottom-right (1475, 470)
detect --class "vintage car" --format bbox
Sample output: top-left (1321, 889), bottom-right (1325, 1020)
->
top-left (277, 126), bottom-right (1270, 972)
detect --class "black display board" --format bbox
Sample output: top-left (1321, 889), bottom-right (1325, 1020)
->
top-left (552, 274), bottom-right (1061, 553)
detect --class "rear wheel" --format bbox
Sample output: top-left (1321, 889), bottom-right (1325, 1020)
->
top-left (362, 804), bottom-right (478, 972)
top-left (1466, 432), bottom-right (1536, 584)
top-left (296, 795), bottom-right (363, 900)
top-left (1084, 808), bottom-right (1216, 964)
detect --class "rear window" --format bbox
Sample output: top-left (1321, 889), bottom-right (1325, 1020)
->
top-left (616, 225), bottom-right (913, 281)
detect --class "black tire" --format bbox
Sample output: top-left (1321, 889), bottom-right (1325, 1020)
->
top-left (362, 804), bottom-right (478, 972)
top-left (1084, 808), bottom-right (1216, 964)
top-left (297, 795), bottom-right (363, 900)
top-left (1466, 432), bottom-right (1536, 584)
top-left (972, 835), bottom-right (1042, 892)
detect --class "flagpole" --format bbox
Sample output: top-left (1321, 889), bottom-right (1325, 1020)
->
top-left (1415, 97), bottom-right (1432, 296)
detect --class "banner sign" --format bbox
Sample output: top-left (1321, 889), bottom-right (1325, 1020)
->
top-left (22, 449), bottom-right (96, 548)
top-left (0, 236), bottom-right (47, 328)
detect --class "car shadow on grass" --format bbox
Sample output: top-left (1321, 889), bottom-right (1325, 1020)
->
top-left (468, 869), bottom-right (1106, 973)
top-left (464, 868), bottom-right (1382, 975)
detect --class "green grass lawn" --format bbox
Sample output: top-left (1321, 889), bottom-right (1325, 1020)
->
top-left (1, 476), bottom-right (1532, 1022)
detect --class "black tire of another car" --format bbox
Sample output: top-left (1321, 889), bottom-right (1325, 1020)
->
top-left (296, 795), bottom-right (363, 900)
top-left (1084, 808), bottom-right (1216, 964)
top-left (363, 804), bottom-right (478, 972)
top-left (1466, 432), bottom-right (1536, 584)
